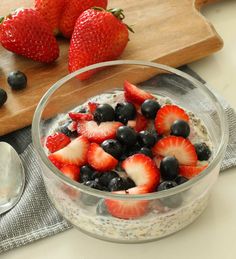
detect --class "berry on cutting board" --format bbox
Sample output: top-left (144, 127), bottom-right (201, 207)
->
top-left (46, 132), bottom-right (71, 153)
top-left (0, 88), bottom-right (7, 107)
top-left (152, 136), bottom-right (198, 166)
top-left (59, 0), bottom-right (108, 38)
top-left (7, 71), bottom-right (27, 90)
top-left (87, 143), bottom-right (118, 172)
top-left (68, 7), bottom-right (131, 80)
top-left (34, 0), bottom-right (66, 35)
top-left (0, 8), bottom-right (59, 63)
top-left (155, 105), bottom-right (189, 135)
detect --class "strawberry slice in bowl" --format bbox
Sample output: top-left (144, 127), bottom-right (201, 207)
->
top-left (105, 185), bottom-right (150, 219)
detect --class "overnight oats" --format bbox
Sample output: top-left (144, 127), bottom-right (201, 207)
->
top-left (42, 80), bottom-right (215, 242)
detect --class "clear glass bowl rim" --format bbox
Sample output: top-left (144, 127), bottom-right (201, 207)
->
top-left (32, 60), bottom-right (228, 200)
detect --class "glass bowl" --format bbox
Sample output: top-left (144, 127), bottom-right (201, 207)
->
top-left (32, 60), bottom-right (228, 243)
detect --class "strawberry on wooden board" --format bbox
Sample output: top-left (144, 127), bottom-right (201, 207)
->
top-left (87, 143), bottom-right (118, 171)
top-left (68, 8), bottom-right (131, 80)
top-left (155, 105), bottom-right (189, 135)
top-left (48, 135), bottom-right (90, 167)
top-left (105, 185), bottom-right (150, 219)
top-left (152, 136), bottom-right (198, 166)
top-left (60, 164), bottom-right (80, 181)
top-left (179, 164), bottom-right (208, 179)
top-left (124, 80), bottom-right (155, 105)
top-left (77, 120), bottom-right (122, 143)
top-left (60, 0), bottom-right (108, 38)
top-left (122, 154), bottom-right (160, 192)
top-left (0, 8), bottom-right (59, 63)
top-left (35, 0), bottom-right (66, 35)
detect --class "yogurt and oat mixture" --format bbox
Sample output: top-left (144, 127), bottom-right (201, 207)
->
top-left (44, 89), bottom-right (213, 242)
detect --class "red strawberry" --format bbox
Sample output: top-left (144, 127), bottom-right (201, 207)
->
top-left (179, 165), bottom-right (208, 179)
top-left (128, 113), bottom-right (148, 132)
top-left (60, 164), bottom-right (80, 181)
top-left (155, 105), bottom-right (189, 135)
top-left (124, 80), bottom-right (155, 105)
top-left (69, 112), bottom-right (93, 121)
top-left (48, 155), bottom-right (63, 169)
top-left (48, 136), bottom-right (89, 167)
top-left (87, 143), bottom-right (118, 171)
top-left (0, 8), bottom-right (59, 63)
top-left (60, 0), bottom-right (108, 38)
top-left (77, 121), bottom-right (122, 143)
top-left (105, 185), bottom-right (150, 219)
top-left (152, 136), bottom-right (197, 166)
top-left (122, 154), bottom-right (160, 192)
top-left (88, 102), bottom-right (98, 114)
top-left (68, 8), bottom-right (130, 80)
top-left (35, 0), bottom-right (66, 35)
top-left (46, 132), bottom-right (71, 153)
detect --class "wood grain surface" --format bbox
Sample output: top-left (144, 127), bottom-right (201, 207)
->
top-left (0, 0), bottom-right (223, 136)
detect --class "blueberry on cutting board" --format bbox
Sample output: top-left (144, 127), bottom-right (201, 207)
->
top-left (7, 71), bottom-right (27, 90)
top-left (0, 88), bottom-right (7, 107)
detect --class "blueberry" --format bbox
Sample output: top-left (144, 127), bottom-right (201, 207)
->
top-left (123, 177), bottom-right (136, 189)
top-left (7, 71), bottom-right (27, 90)
top-left (80, 165), bottom-right (96, 183)
top-left (115, 102), bottom-right (136, 124)
top-left (99, 171), bottom-right (119, 187)
top-left (84, 179), bottom-right (107, 191)
top-left (137, 131), bottom-right (156, 148)
top-left (160, 156), bottom-right (179, 180)
top-left (138, 147), bottom-right (153, 158)
top-left (101, 139), bottom-right (123, 159)
top-left (141, 99), bottom-right (161, 119)
top-left (170, 120), bottom-right (190, 138)
top-left (116, 126), bottom-right (137, 147)
top-left (108, 177), bottom-right (126, 191)
top-left (94, 104), bottom-right (115, 123)
top-left (0, 88), bottom-right (7, 107)
top-left (153, 131), bottom-right (163, 143)
top-left (124, 143), bottom-right (141, 157)
top-left (157, 181), bottom-right (178, 191)
top-left (194, 143), bottom-right (212, 161)
top-left (175, 175), bottom-right (188, 185)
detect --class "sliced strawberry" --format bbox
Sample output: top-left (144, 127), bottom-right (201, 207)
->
top-left (48, 155), bottom-right (63, 169)
top-left (155, 105), bottom-right (189, 135)
top-left (152, 136), bottom-right (197, 166)
top-left (153, 155), bottom-right (163, 169)
top-left (69, 112), bottom-right (93, 121)
top-left (77, 121), bottom-right (122, 143)
top-left (68, 120), bottom-right (78, 132)
top-left (88, 102), bottom-right (98, 114)
top-left (122, 154), bottom-right (160, 191)
top-left (48, 136), bottom-right (89, 167)
top-left (60, 164), bottom-right (80, 181)
top-left (46, 132), bottom-right (71, 153)
top-left (179, 164), bottom-right (208, 179)
top-left (127, 113), bottom-right (148, 132)
top-left (87, 143), bottom-right (118, 171)
top-left (124, 80), bottom-right (155, 105)
top-left (105, 185), bottom-right (150, 219)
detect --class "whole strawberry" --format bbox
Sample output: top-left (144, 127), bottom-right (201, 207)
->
top-left (0, 8), bottom-right (59, 63)
top-left (35, 0), bottom-right (66, 35)
top-left (60, 0), bottom-right (108, 38)
top-left (69, 8), bottom-right (131, 80)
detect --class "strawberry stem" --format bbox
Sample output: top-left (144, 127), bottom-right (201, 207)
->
top-left (0, 16), bottom-right (4, 24)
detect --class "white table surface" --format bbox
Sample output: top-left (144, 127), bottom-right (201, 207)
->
top-left (2, 1), bottom-right (236, 258)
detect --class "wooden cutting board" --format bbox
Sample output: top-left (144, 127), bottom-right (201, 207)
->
top-left (0, 0), bottom-right (222, 136)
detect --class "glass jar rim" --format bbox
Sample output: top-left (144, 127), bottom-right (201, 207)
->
top-left (32, 60), bottom-right (228, 200)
